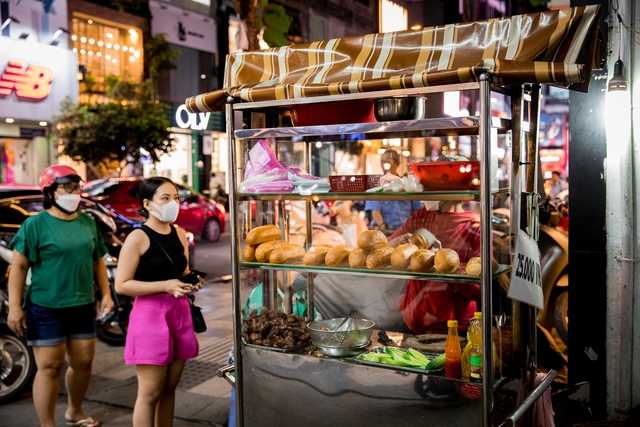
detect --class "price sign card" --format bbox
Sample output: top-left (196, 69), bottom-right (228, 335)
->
top-left (508, 229), bottom-right (544, 309)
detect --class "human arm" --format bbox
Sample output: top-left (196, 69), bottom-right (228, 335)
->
top-left (371, 210), bottom-right (385, 229)
top-left (93, 257), bottom-right (114, 318)
top-left (176, 226), bottom-right (203, 292)
top-left (6, 250), bottom-right (30, 337)
top-left (114, 229), bottom-right (191, 298)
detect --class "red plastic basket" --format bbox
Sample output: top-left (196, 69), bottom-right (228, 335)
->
top-left (329, 175), bottom-right (381, 192)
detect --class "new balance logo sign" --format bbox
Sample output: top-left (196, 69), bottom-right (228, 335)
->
top-left (0, 60), bottom-right (54, 100)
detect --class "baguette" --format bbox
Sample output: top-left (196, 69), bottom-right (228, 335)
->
top-left (303, 245), bottom-right (333, 266)
top-left (357, 230), bottom-right (388, 251)
top-left (348, 247), bottom-right (368, 269)
top-left (391, 244), bottom-right (419, 270)
top-left (434, 248), bottom-right (460, 274)
top-left (410, 249), bottom-right (436, 272)
top-left (269, 243), bottom-right (306, 264)
top-left (246, 224), bottom-right (281, 245)
top-left (325, 244), bottom-right (355, 267)
top-left (243, 245), bottom-right (257, 262)
top-left (255, 240), bottom-right (286, 263)
top-left (366, 246), bottom-right (394, 269)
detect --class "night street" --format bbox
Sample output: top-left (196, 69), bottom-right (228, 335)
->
top-left (1, 225), bottom-right (235, 427)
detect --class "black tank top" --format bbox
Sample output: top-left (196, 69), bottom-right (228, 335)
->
top-left (134, 225), bottom-right (188, 282)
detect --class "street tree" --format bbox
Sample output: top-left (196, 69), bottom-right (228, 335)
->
top-left (52, 34), bottom-right (180, 171)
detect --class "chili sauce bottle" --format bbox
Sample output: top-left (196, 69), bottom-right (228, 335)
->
top-left (445, 313), bottom-right (462, 379)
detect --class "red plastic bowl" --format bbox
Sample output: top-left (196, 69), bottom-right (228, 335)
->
top-left (290, 99), bottom-right (376, 126)
top-left (409, 161), bottom-right (481, 191)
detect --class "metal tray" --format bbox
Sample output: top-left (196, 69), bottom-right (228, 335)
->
top-left (243, 339), bottom-right (312, 353)
top-left (353, 346), bottom-right (444, 374)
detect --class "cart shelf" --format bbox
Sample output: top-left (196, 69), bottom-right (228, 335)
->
top-left (234, 116), bottom-right (511, 140)
top-left (237, 188), bottom-right (510, 202)
top-left (240, 261), bottom-right (511, 283)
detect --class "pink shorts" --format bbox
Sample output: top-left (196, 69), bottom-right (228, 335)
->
top-left (124, 293), bottom-right (199, 365)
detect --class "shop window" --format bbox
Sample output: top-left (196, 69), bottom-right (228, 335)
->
top-left (72, 16), bottom-right (144, 94)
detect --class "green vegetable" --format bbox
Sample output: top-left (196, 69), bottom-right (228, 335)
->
top-left (404, 172), bottom-right (409, 178)
top-left (425, 353), bottom-right (446, 371)
top-left (407, 348), bottom-right (430, 365)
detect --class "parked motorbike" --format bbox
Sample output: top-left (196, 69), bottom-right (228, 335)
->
top-left (0, 250), bottom-right (36, 404)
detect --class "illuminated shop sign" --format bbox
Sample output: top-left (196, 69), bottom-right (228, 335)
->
top-left (175, 104), bottom-right (211, 130)
top-left (0, 60), bottom-right (54, 100)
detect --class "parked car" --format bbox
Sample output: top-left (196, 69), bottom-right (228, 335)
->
top-left (83, 178), bottom-right (226, 242)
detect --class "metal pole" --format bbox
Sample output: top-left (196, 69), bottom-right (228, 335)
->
top-left (226, 100), bottom-right (244, 427)
top-left (479, 73), bottom-right (494, 427)
top-left (304, 140), bottom-right (315, 319)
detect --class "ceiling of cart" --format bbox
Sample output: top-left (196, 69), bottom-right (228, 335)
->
top-left (186, 5), bottom-right (601, 113)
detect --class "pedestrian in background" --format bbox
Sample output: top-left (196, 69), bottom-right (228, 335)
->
top-left (115, 177), bottom-right (203, 427)
top-left (365, 150), bottom-right (422, 232)
top-left (7, 165), bottom-right (113, 427)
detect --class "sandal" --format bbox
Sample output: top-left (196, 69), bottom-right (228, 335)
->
top-left (65, 417), bottom-right (100, 427)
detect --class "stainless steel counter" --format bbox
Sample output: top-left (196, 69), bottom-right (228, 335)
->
top-left (242, 344), bottom-right (483, 426)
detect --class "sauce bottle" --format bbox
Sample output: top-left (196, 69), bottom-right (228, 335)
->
top-left (469, 312), bottom-right (483, 383)
top-left (445, 313), bottom-right (462, 379)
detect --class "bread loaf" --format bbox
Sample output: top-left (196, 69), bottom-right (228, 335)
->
top-left (255, 240), bottom-right (286, 263)
top-left (243, 245), bottom-right (257, 262)
top-left (303, 245), bottom-right (333, 266)
top-left (434, 248), bottom-right (460, 274)
top-left (269, 244), bottom-right (306, 264)
top-left (366, 246), bottom-right (394, 269)
top-left (246, 224), bottom-right (281, 245)
top-left (348, 248), bottom-right (368, 269)
top-left (391, 244), bottom-right (419, 270)
top-left (465, 257), bottom-right (500, 276)
top-left (410, 249), bottom-right (436, 272)
top-left (325, 244), bottom-right (355, 267)
top-left (357, 230), bottom-right (387, 251)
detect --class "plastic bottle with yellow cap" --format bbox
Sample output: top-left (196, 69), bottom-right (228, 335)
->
top-left (445, 313), bottom-right (462, 379)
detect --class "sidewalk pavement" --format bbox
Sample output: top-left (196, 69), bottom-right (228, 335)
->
top-left (1, 279), bottom-right (235, 426)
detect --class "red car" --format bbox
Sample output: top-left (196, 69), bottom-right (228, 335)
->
top-left (83, 177), bottom-right (226, 242)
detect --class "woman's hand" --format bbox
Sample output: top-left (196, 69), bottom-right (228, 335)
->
top-left (97, 294), bottom-right (115, 319)
top-left (190, 275), bottom-right (204, 292)
top-left (165, 279), bottom-right (193, 298)
top-left (387, 232), bottom-right (413, 248)
top-left (7, 306), bottom-right (26, 337)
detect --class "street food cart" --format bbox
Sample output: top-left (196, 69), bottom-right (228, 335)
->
top-left (187, 6), bottom-right (601, 426)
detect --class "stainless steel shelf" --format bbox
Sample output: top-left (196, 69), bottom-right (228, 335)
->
top-left (237, 187), bottom-right (510, 202)
top-left (235, 116), bottom-right (511, 140)
top-left (240, 261), bottom-right (511, 283)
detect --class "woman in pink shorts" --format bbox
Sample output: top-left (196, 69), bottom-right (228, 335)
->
top-left (115, 177), bottom-right (203, 427)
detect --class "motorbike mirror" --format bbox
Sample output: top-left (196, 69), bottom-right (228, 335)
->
top-left (84, 208), bottom-right (118, 233)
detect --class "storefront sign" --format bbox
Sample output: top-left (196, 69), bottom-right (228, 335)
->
top-left (0, 38), bottom-right (78, 122)
top-left (0, 61), bottom-right (54, 100)
top-left (149, 0), bottom-right (217, 54)
top-left (508, 229), bottom-right (543, 309)
top-left (175, 104), bottom-right (211, 130)
top-left (20, 128), bottom-right (46, 138)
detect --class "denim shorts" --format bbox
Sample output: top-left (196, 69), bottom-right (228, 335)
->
top-left (25, 297), bottom-right (96, 346)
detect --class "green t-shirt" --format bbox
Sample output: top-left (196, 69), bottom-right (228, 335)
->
top-left (10, 210), bottom-right (108, 308)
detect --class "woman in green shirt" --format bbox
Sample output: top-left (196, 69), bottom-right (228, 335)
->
top-left (6, 165), bottom-right (113, 427)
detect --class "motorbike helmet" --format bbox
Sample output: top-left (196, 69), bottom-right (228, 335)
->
top-left (39, 165), bottom-right (82, 191)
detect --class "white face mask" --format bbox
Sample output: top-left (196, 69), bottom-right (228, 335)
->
top-left (56, 194), bottom-right (81, 213)
top-left (149, 200), bottom-right (180, 223)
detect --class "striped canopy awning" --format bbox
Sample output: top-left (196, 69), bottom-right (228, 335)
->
top-left (186, 5), bottom-right (601, 113)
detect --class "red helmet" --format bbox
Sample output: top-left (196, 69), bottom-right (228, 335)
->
top-left (39, 165), bottom-right (82, 191)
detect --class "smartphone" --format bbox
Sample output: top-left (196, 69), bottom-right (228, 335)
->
top-left (182, 269), bottom-right (208, 285)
